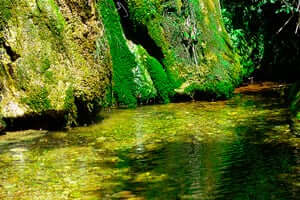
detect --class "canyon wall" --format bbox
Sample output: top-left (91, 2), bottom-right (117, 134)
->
top-left (0, 0), bottom-right (241, 130)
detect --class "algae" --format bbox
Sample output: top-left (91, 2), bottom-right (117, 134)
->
top-left (0, 0), bottom-right (111, 127)
top-left (0, 0), bottom-right (243, 130)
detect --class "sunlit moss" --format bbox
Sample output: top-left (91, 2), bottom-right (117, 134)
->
top-left (21, 87), bottom-right (52, 113)
top-left (36, 0), bottom-right (66, 36)
top-left (126, 0), bottom-right (242, 99)
top-left (0, 0), bottom-right (12, 32)
top-left (98, 0), bottom-right (137, 107)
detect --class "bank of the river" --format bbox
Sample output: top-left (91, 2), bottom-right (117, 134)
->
top-left (0, 0), bottom-right (242, 131)
top-left (0, 83), bottom-right (298, 199)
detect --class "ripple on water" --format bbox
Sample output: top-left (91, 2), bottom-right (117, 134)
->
top-left (0, 84), bottom-right (299, 199)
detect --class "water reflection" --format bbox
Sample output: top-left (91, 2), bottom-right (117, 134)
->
top-left (116, 137), bottom-right (298, 200)
top-left (0, 84), bottom-right (299, 199)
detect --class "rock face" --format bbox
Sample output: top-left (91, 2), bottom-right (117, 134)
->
top-left (0, 0), bottom-right (241, 130)
top-left (126, 0), bottom-right (242, 98)
top-left (99, 0), bottom-right (242, 107)
top-left (0, 0), bottom-right (111, 128)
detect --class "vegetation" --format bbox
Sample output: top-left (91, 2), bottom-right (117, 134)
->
top-left (136, 46), bottom-right (173, 103)
top-left (0, 0), bottom-right (111, 129)
top-left (0, 0), bottom-right (299, 133)
top-left (0, 0), bottom-right (12, 32)
top-left (126, 0), bottom-right (242, 99)
top-left (21, 87), bottom-right (52, 113)
top-left (0, 1), bottom-right (299, 198)
top-left (290, 82), bottom-right (300, 118)
top-left (98, 0), bottom-right (138, 107)
top-left (221, 0), bottom-right (300, 80)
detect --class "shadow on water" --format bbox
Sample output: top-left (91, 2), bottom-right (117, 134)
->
top-left (114, 135), bottom-right (298, 199)
top-left (0, 83), bottom-right (299, 199)
top-left (218, 100), bottom-right (299, 200)
top-left (111, 86), bottom-right (299, 199)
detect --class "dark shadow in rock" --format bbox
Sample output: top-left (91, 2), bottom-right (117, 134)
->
top-left (113, 0), bottom-right (164, 64)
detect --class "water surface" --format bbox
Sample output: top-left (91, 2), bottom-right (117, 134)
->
top-left (0, 83), bottom-right (299, 199)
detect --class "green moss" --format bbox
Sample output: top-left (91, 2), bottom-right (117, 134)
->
top-left (145, 57), bottom-right (172, 103)
top-left (126, 0), bottom-right (241, 99)
top-left (296, 112), bottom-right (300, 120)
top-left (21, 87), bottom-right (52, 113)
top-left (63, 87), bottom-right (77, 126)
top-left (40, 58), bottom-right (51, 73)
top-left (63, 87), bottom-right (75, 111)
top-left (101, 85), bottom-right (116, 107)
top-left (36, 0), bottom-right (65, 36)
top-left (98, 0), bottom-right (137, 107)
top-left (135, 46), bottom-right (173, 103)
top-left (0, 0), bottom-right (12, 32)
top-left (0, 0), bottom-right (111, 127)
top-left (44, 71), bottom-right (54, 83)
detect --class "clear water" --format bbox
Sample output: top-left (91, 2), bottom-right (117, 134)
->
top-left (0, 84), bottom-right (299, 199)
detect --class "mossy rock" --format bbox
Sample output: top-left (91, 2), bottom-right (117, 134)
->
top-left (1, 0), bottom-right (243, 131)
top-left (126, 0), bottom-right (242, 98)
top-left (98, 0), bottom-right (174, 106)
top-left (0, 0), bottom-right (111, 127)
top-left (99, 0), bottom-right (242, 106)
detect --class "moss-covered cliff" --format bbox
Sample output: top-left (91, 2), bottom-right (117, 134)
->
top-left (0, 0), bottom-right (111, 128)
top-left (0, 0), bottom-right (241, 131)
top-left (130, 0), bottom-right (242, 96)
top-left (99, 0), bottom-right (242, 107)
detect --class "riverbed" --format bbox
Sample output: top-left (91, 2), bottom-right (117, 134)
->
top-left (0, 83), bottom-right (299, 199)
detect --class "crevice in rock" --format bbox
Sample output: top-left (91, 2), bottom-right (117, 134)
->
top-left (113, 0), bottom-right (165, 63)
top-left (74, 98), bottom-right (103, 126)
top-left (0, 40), bottom-right (20, 62)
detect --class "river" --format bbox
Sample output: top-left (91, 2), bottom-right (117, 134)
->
top-left (0, 83), bottom-right (299, 199)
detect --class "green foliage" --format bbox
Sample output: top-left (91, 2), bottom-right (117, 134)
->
top-left (63, 87), bottom-right (77, 126)
top-left (139, 49), bottom-right (173, 104)
top-left (289, 82), bottom-right (300, 117)
top-left (221, 0), bottom-right (300, 80)
top-left (36, 0), bottom-right (65, 36)
top-left (40, 58), bottom-right (51, 73)
top-left (98, 0), bottom-right (137, 107)
top-left (128, 0), bottom-right (157, 24)
top-left (221, 2), bottom-right (264, 78)
top-left (63, 87), bottom-right (75, 111)
top-left (0, 0), bottom-right (12, 31)
top-left (22, 87), bottom-right (52, 113)
top-left (256, 0), bottom-right (296, 15)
